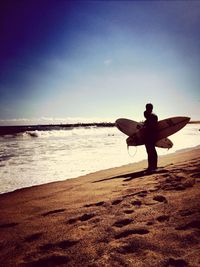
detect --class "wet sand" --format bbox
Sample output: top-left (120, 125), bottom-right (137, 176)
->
top-left (0, 148), bottom-right (199, 267)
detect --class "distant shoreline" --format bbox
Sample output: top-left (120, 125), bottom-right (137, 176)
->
top-left (189, 120), bottom-right (200, 124)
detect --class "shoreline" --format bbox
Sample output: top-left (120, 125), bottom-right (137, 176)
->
top-left (1, 144), bottom-right (199, 197)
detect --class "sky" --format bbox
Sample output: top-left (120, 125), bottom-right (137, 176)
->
top-left (0, 0), bottom-right (200, 125)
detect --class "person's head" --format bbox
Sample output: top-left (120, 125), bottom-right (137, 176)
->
top-left (145, 103), bottom-right (153, 113)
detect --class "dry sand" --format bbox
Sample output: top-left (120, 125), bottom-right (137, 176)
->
top-left (0, 148), bottom-right (199, 267)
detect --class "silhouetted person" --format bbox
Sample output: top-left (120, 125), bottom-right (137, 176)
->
top-left (143, 103), bottom-right (158, 172)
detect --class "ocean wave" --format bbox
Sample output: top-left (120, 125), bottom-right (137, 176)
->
top-left (26, 131), bottom-right (39, 137)
top-left (0, 126), bottom-right (116, 140)
top-left (0, 123), bottom-right (199, 194)
top-left (0, 123), bottom-right (114, 136)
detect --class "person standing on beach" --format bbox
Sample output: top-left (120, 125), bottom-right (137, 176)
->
top-left (143, 103), bottom-right (158, 172)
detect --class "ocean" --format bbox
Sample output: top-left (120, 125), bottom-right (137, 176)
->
top-left (0, 123), bottom-right (199, 194)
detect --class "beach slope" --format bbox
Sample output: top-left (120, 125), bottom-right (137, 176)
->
top-left (0, 149), bottom-right (200, 267)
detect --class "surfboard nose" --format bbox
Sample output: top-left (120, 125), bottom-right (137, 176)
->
top-left (183, 117), bottom-right (191, 125)
top-left (187, 117), bottom-right (191, 123)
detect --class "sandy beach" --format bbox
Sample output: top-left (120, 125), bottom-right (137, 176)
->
top-left (0, 148), bottom-right (199, 267)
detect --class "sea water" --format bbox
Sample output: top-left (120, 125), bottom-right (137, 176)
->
top-left (0, 124), bottom-right (199, 194)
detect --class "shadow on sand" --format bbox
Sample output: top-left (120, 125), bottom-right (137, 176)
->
top-left (93, 169), bottom-right (169, 183)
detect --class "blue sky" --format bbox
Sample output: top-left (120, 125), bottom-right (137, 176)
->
top-left (0, 0), bottom-right (200, 125)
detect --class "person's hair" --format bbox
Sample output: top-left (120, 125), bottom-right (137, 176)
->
top-left (146, 103), bottom-right (153, 112)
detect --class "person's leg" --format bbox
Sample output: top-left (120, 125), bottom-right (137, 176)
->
top-left (145, 143), bottom-right (157, 170)
top-left (151, 145), bottom-right (157, 170)
top-left (145, 144), bottom-right (151, 170)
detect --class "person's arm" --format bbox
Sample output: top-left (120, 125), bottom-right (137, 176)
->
top-left (150, 115), bottom-right (158, 131)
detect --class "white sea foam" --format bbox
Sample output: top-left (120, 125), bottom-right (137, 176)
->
top-left (0, 124), bottom-right (199, 194)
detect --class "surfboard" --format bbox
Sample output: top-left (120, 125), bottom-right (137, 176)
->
top-left (115, 118), bottom-right (143, 136)
top-left (116, 116), bottom-right (190, 147)
top-left (155, 138), bottom-right (173, 148)
top-left (126, 134), bottom-right (173, 149)
top-left (116, 118), bottom-right (173, 148)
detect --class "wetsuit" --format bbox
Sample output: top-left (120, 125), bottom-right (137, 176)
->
top-left (144, 111), bottom-right (158, 171)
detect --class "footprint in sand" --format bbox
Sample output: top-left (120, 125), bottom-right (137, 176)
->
top-left (165, 257), bottom-right (188, 267)
top-left (156, 215), bottom-right (170, 222)
top-left (137, 193), bottom-right (147, 198)
top-left (149, 186), bottom-right (160, 192)
top-left (67, 213), bottom-right (96, 224)
top-left (137, 190), bottom-right (148, 198)
top-left (24, 233), bottom-right (43, 243)
top-left (153, 195), bottom-right (167, 203)
top-left (40, 243), bottom-right (55, 251)
top-left (175, 220), bottom-right (200, 230)
top-left (40, 239), bottom-right (79, 252)
top-left (117, 238), bottom-right (151, 254)
top-left (112, 199), bottom-right (122, 205)
top-left (162, 174), bottom-right (195, 191)
top-left (115, 228), bottom-right (149, 239)
top-left (42, 209), bottom-right (66, 217)
top-left (84, 201), bottom-right (105, 207)
top-left (57, 240), bottom-right (79, 249)
top-left (68, 218), bottom-right (78, 224)
top-left (146, 221), bottom-right (154, 226)
top-left (79, 213), bottom-right (96, 221)
top-left (24, 255), bottom-right (70, 267)
top-left (113, 218), bottom-right (133, 228)
top-left (123, 190), bottom-right (148, 200)
top-left (0, 222), bottom-right (18, 228)
top-left (179, 210), bottom-right (194, 217)
top-left (131, 200), bottom-right (142, 206)
top-left (123, 209), bottom-right (134, 214)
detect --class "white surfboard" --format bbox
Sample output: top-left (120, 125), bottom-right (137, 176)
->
top-left (116, 116), bottom-right (190, 148)
top-left (157, 117), bottom-right (190, 139)
top-left (126, 133), bottom-right (173, 149)
top-left (116, 118), bottom-right (173, 148)
top-left (115, 118), bottom-right (144, 136)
